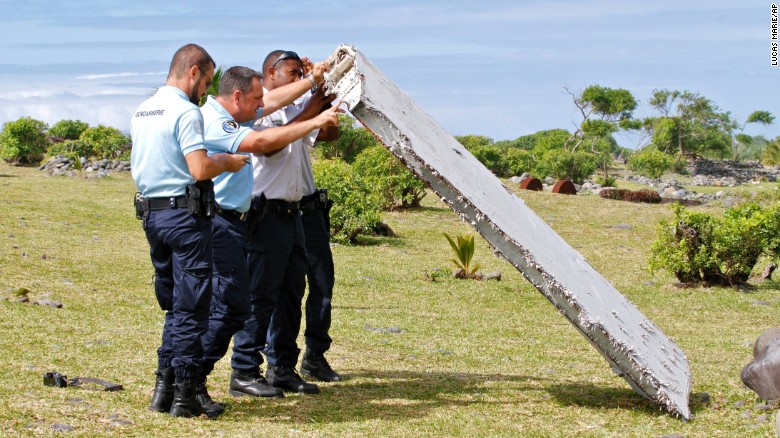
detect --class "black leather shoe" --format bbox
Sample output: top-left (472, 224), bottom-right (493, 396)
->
top-left (301, 350), bottom-right (342, 382)
top-left (229, 368), bottom-right (284, 398)
top-left (195, 379), bottom-right (225, 419)
top-left (267, 365), bottom-right (320, 394)
top-left (148, 367), bottom-right (174, 413)
top-left (169, 377), bottom-right (204, 418)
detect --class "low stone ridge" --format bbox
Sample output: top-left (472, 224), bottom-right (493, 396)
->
top-left (38, 155), bottom-right (131, 178)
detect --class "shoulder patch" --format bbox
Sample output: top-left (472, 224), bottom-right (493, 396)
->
top-left (222, 120), bottom-right (239, 133)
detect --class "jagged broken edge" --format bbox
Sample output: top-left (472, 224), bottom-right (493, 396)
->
top-left (323, 44), bottom-right (691, 420)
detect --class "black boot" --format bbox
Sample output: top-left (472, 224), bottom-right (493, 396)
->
top-left (301, 349), bottom-right (342, 382)
top-left (229, 368), bottom-right (284, 398)
top-left (148, 367), bottom-right (174, 413)
top-left (195, 378), bottom-right (225, 418)
top-left (169, 376), bottom-right (204, 418)
top-left (267, 365), bottom-right (320, 394)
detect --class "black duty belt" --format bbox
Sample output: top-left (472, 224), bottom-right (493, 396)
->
top-left (299, 197), bottom-right (319, 214)
top-left (266, 199), bottom-right (301, 217)
top-left (216, 207), bottom-right (247, 221)
top-left (146, 196), bottom-right (188, 211)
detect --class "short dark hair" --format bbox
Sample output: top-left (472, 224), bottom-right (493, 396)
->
top-left (219, 66), bottom-right (262, 97)
top-left (168, 43), bottom-right (215, 80)
top-left (262, 49), bottom-right (301, 74)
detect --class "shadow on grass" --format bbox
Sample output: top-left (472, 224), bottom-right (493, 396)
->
top-left (221, 368), bottom-right (549, 423)
top-left (220, 368), bottom-right (687, 424)
top-left (546, 381), bottom-right (704, 419)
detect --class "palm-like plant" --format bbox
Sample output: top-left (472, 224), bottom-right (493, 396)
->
top-left (443, 233), bottom-right (481, 278)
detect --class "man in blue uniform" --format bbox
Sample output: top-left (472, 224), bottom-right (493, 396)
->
top-left (131, 43), bottom-right (249, 418)
top-left (230, 50), bottom-right (340, 396)
top-left (258, 50), bottom-right (343, 384)
top-left (199, 65), bottom-right (340, 410)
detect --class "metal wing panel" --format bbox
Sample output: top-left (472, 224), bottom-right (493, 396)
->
top-left (325, 45), bottom-right (691, 419)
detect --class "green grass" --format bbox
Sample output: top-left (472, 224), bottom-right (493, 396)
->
top-left (0, 163), bottom-right (778, 436)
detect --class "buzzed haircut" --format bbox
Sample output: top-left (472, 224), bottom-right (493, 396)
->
top-left (168, 43), bottom-right (215, 80)
top-left (219, 66), bottom-right (262, 97)
top-left (262, 49), bottom-right (287, 74)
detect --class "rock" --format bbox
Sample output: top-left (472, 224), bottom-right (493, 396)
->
top-left (741, 327), bottom-right (780, 402)
top-left (34, 298), bottom-right (63, 308)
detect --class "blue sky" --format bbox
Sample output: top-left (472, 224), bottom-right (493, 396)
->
top-left (0, 1), bottom-right (777, 148)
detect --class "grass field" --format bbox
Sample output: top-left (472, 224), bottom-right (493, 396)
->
top-left (0, 163), bottom-right (778, 437)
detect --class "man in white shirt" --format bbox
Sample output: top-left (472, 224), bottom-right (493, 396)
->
top-left (231, 50), bottom-right (340, 394)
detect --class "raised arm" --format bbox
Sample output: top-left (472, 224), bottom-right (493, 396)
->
top-left (261, 60), bottom-right (329, 115)
top-left (237, 104), bottom-right (340, 155)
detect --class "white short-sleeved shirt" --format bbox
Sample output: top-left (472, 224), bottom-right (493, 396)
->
top-left (201, 96), bottom-right (253, 212)
top-left (252, 91), bottom-right (319, 202)
top-left (130, 86), bottom-right (206, 198)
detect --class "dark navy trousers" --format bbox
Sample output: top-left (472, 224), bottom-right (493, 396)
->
top-left (200, 213), bottom-right (251, 378)
top-left (144, 208), bottom-right (213, 379)
top-left (232, 209), bottom-right (307, 370)
top-left (302, 207), bottom-right (334, 353)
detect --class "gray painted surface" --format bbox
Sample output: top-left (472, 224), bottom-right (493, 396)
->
top-left (324, 45), bottom-right (691, 419)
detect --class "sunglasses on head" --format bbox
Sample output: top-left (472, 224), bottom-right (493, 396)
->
top-left (271, 51), bottom-right (301, 69)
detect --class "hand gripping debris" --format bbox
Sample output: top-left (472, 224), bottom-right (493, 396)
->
top-left (323, 44), bottom-right (691, 419)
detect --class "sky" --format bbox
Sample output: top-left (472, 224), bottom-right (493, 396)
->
top-left (0, 0), bottom-right (777, 149)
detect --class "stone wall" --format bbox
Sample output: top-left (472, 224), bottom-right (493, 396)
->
top-left (39, 155), bottom-right (131, 178)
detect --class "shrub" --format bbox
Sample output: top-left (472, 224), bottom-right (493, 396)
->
top-left (312, 159), bottom-right (384, 243)
top-left (0, 117), bottom-right (50, 164)
top-left (671, 157), bottom-right (689, 175)
top-left (352, 145), bottom-right (426, 210)
top-left (47, 140), bottom-right (92, 164)
top-left (600, 188), bottom-right (662, 204)
top-left (534, 149), bottom-right (598, 183)
top-left (79, 125), bottom-right (130, 159)
top-left (649, 203), bottom-right (780, 285)
top-left (503, 148), bottom-right (535, 176)
top-left (599, 188), bottom-right (630, 201)
top-left (469, 145), bottom-right (506, 176)
top-left (314, 115), bottom-right (377, 163)
top-left (48, 119), bottom-right (88, 140)
top-left (623, 189), bottom-right (662, 204)
top-left (594, 175), bottom-right (616, 187)
top-left (627, 148), bottom-right (672, 178)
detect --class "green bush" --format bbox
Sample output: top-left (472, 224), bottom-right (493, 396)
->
top-left (649, 203), bottom-right (780, 285)
top-left (48, 119), bottom-right (88, 140)
top-left (0, 117), bottom-right (50, 164)
top-left (312, 159), bottom-right (384, 243)
top-left (352, 146), bottom-right (426, 210)
top-left (469, 145), bottom-right (506, 176)
top-left (671, 157), bottom-right (689, 175)
top-left (80, 125), bottom-right (130, 160)
top-left (594, 175), bottom-right (616, 187)
top-left (627, 148), bottom-right (672, 178)
top-left (503, 148), bottom-right (535, 177)
top-left (533, 149), bottom-right (597, 183)
top-left (314, 115), bottom-right (377, 163)
top-left (47, 140), bottom-right (92, 164)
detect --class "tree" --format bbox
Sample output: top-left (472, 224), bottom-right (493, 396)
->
top-left (0, 117), bottom-right (50, 164)
top-left (564, 85), bottom-right (637, 180)
top-left (48, 119), bottom-right (89, 140)
top-left (761, 136), bottom-right (780, 165)
top-left (647, 89), bottom-right (730, 161)
top-left (728, 110), bottom-right (775, 161)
